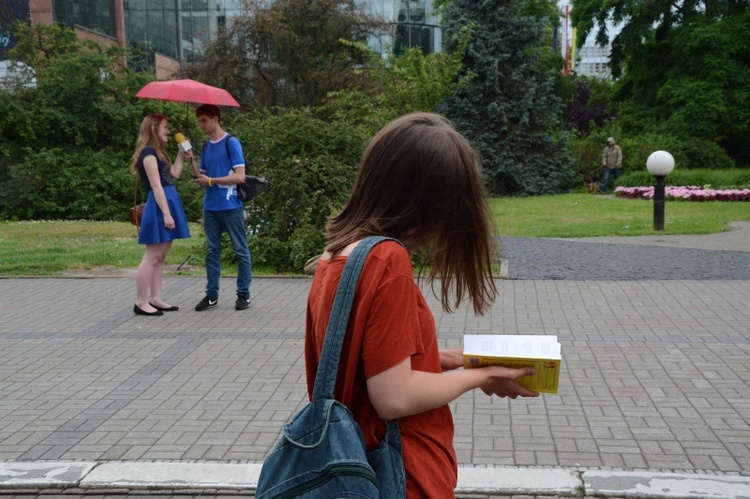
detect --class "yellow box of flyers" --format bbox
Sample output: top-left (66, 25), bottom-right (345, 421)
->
top-left (462, 335), bottom-right (562, 394)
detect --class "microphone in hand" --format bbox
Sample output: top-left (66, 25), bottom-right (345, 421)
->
top-left (175, 133), bottom-right (192, 153)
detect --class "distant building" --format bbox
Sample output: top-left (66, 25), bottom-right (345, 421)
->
top-left (0, 0), bottom-right (32, 82)
top-left (557, 3), bottom-right (614, 79)
top-left (1, 2), bottom-right (26, 52)
top-left (362, 0), bottom-right (441, 57)
top-left (575, 39), bottom-right (611, 78)
top-left (1, 0), bottom-right (442, 81)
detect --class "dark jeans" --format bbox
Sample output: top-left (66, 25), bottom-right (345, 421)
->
top-left (599, 168), bottom-right (622, 192)
top-left (203, 208), bottom-right (252, 298)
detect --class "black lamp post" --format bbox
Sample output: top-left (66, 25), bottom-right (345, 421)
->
top-left (646, 151), bottom-right (675, 231)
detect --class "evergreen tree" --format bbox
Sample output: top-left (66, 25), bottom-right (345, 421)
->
top-left (440, 0), bottom-right (574, 195)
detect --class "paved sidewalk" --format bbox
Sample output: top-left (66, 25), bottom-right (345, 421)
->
top-left (1, 224), bottom-right (749, 497)
top-left (499, 220), bottom-right (750, 280)
top-left (557, 220), bottom-right (750, 251)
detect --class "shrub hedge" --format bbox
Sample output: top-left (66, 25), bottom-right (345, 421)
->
top-left (200, 110), bottom-right (374, 272)
top-left (615, 168), bottom-right (750, 189)
top-left (572, 130), bottom-right (735, 173)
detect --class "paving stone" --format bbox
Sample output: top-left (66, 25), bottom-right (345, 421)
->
top-left (1, 225), bottom-right (749, 497)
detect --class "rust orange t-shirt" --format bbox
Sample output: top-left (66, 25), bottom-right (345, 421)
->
top-left (305, 241), bottom-right (457, 498)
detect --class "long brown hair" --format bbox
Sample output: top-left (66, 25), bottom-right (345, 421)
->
top-left (325, 112), bottom-right (498, 315)
top-left (130, 114), bottom-right (171, 175)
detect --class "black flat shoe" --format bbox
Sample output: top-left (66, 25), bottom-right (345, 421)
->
top-left (134, 304), bottom-right (164, 316)
top-left (150, 303), bottom-right (179, 312)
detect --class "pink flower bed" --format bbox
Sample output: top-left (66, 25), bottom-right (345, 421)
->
top-left (615, 186), bottom-right (750, 201)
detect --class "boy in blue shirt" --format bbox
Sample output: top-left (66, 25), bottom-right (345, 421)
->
top-left (191, 104), bottom-right (252, 311)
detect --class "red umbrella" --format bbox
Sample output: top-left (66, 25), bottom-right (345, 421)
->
top-left (135, 78), bottom-right (240, 107)
top-left (135, 78), bottom-right (240, 133)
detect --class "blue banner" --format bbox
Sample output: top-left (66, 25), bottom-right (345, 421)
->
top-left (553, 26), bottom-right (558, 54)
top-left (0, 0), bottom-right (31, 61)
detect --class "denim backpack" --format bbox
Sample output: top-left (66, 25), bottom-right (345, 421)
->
top-left (256, 236), bottom-right (406, 499)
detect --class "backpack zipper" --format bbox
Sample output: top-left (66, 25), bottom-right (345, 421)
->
top-left (274, 464), bottom-right (378, 499)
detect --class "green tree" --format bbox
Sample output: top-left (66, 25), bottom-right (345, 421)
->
top-left (227, 110), bottom-right (370, 271)
top-left (182, 0), bottom-right (387, 113)
top-left (564, 76), bottom-right (615, 136)
top-left (439, 0), bottom-right (575, 195)
top-left (572, 0), bottom-right (750, 165)
top-left (0, 23), bottom-right (203, 221)
top-left (318, 32), bottom-right (472, 133)
top-left (5, 21), bottom-right (79, 69)
top-left (216, 37), bottom-right (475, 272)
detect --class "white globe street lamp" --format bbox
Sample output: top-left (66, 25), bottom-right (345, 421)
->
top-left (646, 151), bottom-right (675, 231)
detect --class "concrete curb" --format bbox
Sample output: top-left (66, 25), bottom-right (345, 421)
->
top-left (583, 470), bottom-right (750, 499)
top-left (2, 461), bottom-right (749, 498)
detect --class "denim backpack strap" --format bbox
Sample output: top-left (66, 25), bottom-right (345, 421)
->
top-left (224, 133), bottom-right (233, 161)
top-left (312, 235), bottom-right (392, 401)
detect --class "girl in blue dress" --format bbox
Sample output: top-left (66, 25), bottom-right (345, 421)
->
top-left (130, 114), bottom-right (191, 316)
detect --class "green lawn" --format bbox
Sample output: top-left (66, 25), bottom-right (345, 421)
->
top-left (489, 193), bottom-right (749, 238)
top-left (0, 221), bottom-right (203, 277)
top-left (0, 194), bottom-right (747, 276)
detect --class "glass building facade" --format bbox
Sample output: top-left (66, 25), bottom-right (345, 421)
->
top-left (363, 0), bottom-right (441, 56)
top-left (52, 0), bottom-right (115, 38)
top-left (50, 0), bottom-right (441, 68)
top-left (123, 0), bottom-right (244, 63)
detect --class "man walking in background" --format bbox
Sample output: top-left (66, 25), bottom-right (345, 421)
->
top-left (599, 136), bottom-right (623, 193)
top-left (191, 104), bottom-right (252, 311)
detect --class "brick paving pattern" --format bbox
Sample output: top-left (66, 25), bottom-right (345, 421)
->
top-left (1, 220), bottom-right (749, 497)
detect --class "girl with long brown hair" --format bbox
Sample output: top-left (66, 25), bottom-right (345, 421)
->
top-left (305, 112), bottom-right (539, 497)
top-left (131, 114), bottom-right (191, 316)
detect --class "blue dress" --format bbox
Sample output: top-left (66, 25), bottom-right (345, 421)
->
top-left (137, 146), bottom-right (191, 245)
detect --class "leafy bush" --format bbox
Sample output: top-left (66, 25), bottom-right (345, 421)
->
top-left (172, 176), bottom-right (207, 223)
top-left (0, 23), bottom-right (200, 222)
top-left (568, 123), bottom-right (622, 189)
top-left (247, 233), bottom-right (289, 270)
top-left (0, 146), bottom-right (204, 222)
top-left (619, 134), bottom-right (734, 172)
top-left (616, 168), bottom-right (750, 189)
top-left (667, 136), bottom-right (736, 170)
top-left (569, 124), bottom-right (737, 191)
top-left (224, 110), bottom-right (370, 272)
top-left (0, 149), bottom-right (132, 220)
top-left (564, 77), bottom-right (614, 136)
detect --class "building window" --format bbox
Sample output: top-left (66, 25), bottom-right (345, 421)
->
top-left (52, 0), bottom-right (114, 37)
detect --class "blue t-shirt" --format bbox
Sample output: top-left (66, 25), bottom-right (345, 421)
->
top-left (200, 133), bottom-right (245, 212)
top-left (138, 146), bottom-right (173, 192)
